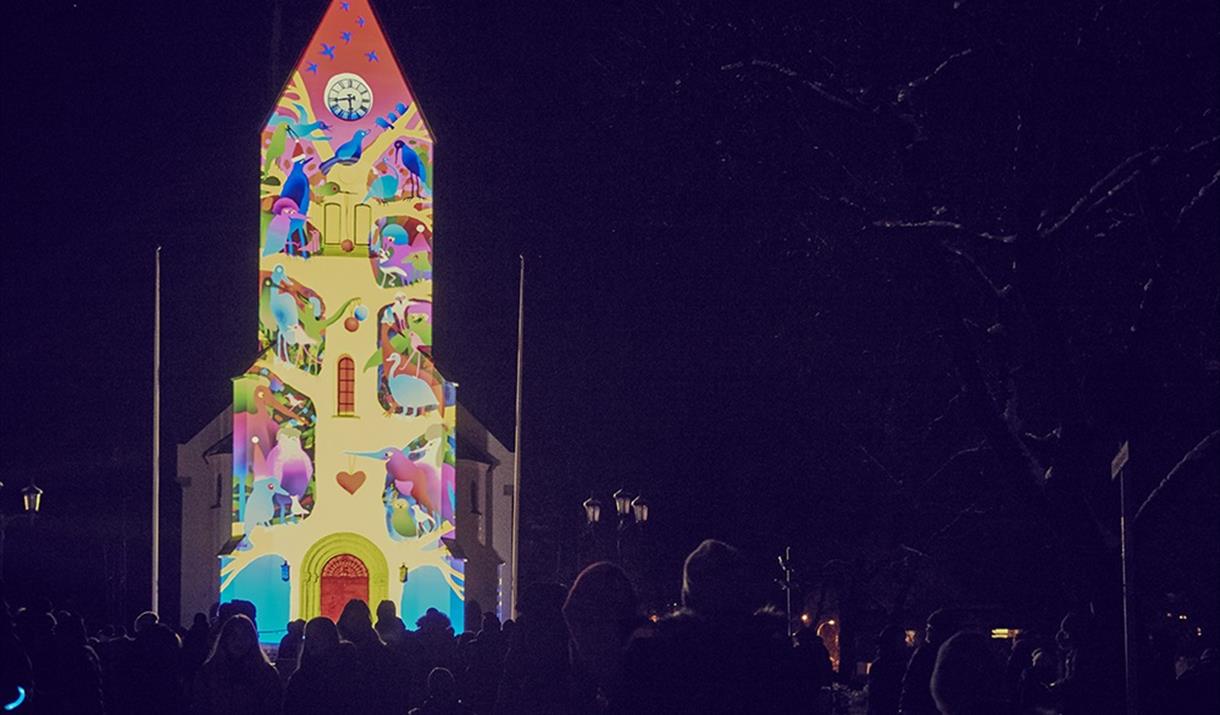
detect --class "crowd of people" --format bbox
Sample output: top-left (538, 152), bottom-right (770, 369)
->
top-left (2, 539), bottom-right (1216, 714)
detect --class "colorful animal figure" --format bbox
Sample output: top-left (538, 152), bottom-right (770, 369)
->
top-left (264, 198), bottom-right (308, 257)
top-left (373, 221), bottom-right (432, 287)
top-left (280, 158), bottom-right (313, 246)
top-left (365, 173), bottom-right (400, 203)
top-left (350, 447), bottom-right (439, 514)
top-left (262, 124), bottom-right (290, 174)
top-left (389, 497), bottom-right (416, 538)
top-left (410, 503), bottom-right (436, 535)
top-left (299, 295), bottom-right (360, 342)
top-left (393, 139), bottom-right (429, 197)
top-left (267, 267), bottom-right (301, 362)
top-left (385, 353), bottom-right (439, 414)
top-left (265, 426), bottom-right (313, 503)
top-left (240, 477), bottom-right (289, 549)
top-left (289, 495), bottom-right (309, 518)
top-left (268, 103), bottom-right (332, 142)
top-left (320, 129), bottom-right (369, 173)
top-left (374, 102), bottom-right (410, 130)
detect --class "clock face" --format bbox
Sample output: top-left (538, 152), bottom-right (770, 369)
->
top-left (324, 73), bottom-right (373, 121)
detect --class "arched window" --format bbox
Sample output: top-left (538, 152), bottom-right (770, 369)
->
top-left (337, 356), bottom-right (356, 415)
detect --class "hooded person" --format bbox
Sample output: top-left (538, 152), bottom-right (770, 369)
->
top-left (283, 617), bottom-right (359, 715)
top-left (336, 599), bottom-right (410, 712)
top-left (493, 582), bottom-right (580, 714)
top-left (868, 625), bottom-right (911, 715)
top-left (898, 608), bottom-right (961, 715)
top-left (931, 631), bottom-right (1014, 715)
top-left (562, 562), bottom-right (641, 703)
top-left (616, 539), bottom-right (803, 714)
top-left (189, 614), bottom-right (281, 715)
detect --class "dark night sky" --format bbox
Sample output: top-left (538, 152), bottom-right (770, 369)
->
top-left (3, 0), bottom-right (1217, 623)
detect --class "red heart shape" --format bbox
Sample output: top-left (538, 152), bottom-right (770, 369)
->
top-left (337, 471), bottom-right (366, 494)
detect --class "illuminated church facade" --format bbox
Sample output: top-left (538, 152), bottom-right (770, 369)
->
top-left (177, 0), bottom-right (514, 642)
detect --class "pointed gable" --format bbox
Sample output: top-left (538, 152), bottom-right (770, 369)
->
top-left (270, 0), bottom-right (432, 146)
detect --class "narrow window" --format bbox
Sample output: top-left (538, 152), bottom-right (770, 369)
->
top-left (337, 356), bottom-right (356, 415)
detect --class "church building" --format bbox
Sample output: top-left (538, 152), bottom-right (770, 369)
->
top-left (177, 0), bottom-right (514, 642)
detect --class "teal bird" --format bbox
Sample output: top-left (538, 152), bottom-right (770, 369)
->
top-left (238, 477), bottom-right (289, 549)
top-left (364, 173), bottom-right (400, 203)
top-left (268, 103), bottom-right (332, 142)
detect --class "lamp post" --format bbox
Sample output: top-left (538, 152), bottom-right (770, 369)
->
top-left (582, 497), bottom-right (603, 528)
top-left (580, 491), bottom-right (651, 567)
top-left (0, 480), bottom-right (45, 576)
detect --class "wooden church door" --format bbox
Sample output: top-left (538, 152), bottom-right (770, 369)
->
top-left (320, 553), bottom-right (369, 621)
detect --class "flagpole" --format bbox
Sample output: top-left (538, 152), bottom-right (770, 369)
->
top-left (152, 246), bottom-right (161, 615)
top-left (510, 255), bottom-right (524, 617)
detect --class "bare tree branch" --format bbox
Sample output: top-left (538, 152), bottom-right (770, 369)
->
top-left (1173, 167), bottom-right (1220, 231)
top-left (1134, 430), bottom-right (1220, 523)
top-left (872, 219), bottom-right (1017, 244)
top-left (722, 59), bottom-right (862, 113)
top-left (920, 443), bottom-right (989, 489)
top-left (1040, 148), bottom-right (1165, 238)
top-left (898, 48), bottom-right (975, 103)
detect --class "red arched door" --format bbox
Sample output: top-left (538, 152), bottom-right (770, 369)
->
top-left (320, 553), bottom-right (369, 621)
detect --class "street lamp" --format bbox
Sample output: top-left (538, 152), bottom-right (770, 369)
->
top-left (281, 560), bottom-right (291, 582)
top-left (1, 480), bottom-right (45, 575)
top-left (612, 489), bottom-right (633, 519)
top-left (21, 482), bottom-right (43, 516)
top-left (582, 496), bottom-right (603, 526)
top-left (630, 495), bottom-right (650, 525)
top-left (399, 563), bottom-right (409, 583)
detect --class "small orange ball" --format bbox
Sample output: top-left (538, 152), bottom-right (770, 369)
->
top-left (344, 317), bottom-right (360, 332)
top-left (341, 239), bottom-right (354, 252)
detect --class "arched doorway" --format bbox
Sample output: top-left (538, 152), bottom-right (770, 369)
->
top-left (299, 532), bottom-right (389, 621)
top-left (320, 553), bottom-right (369, 621)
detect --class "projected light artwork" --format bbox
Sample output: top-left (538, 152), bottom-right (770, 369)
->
top-left (223, 0), bottom-right (463, 642)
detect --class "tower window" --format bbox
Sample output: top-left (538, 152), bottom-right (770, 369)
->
top-left (337, 356), bottom-right (356, 415)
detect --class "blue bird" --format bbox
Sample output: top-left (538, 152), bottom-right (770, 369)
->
top-left (281, 157), bottom-right (311, 211)
top-left (320, 43), bottom-right (336, 60)
top-left (280, 158), bottom-right (312, 245)
top-left (320, 130), bottom-right (369, 173)
top-left (393, 139), bottom-right (429, 197)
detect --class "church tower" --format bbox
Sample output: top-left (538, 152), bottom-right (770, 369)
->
top-left (223, 0), bottom-right (464, 640)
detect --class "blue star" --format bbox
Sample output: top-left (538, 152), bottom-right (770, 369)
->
top-left (357, 16), bottom-right (366, 27)
top-left (306, 62), bottom-right (319, 74)
top-left (341, 1), bottom-right (350, 9)
top-left (366, 50), bottom-right (379, 62)
top-left (320, 43), bottom-right (335, 59)
top-left (341, 31), bottom-right (352, 44)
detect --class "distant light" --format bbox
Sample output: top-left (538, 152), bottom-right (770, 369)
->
top-left (991, 628), bottom-right (1020, 640)
top-left (827, 619), bottom-right (836, 626)
top-left (1178, 614), bottom-right (1188, 621)
top-left (801, 614), bottom-right (811, 624)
